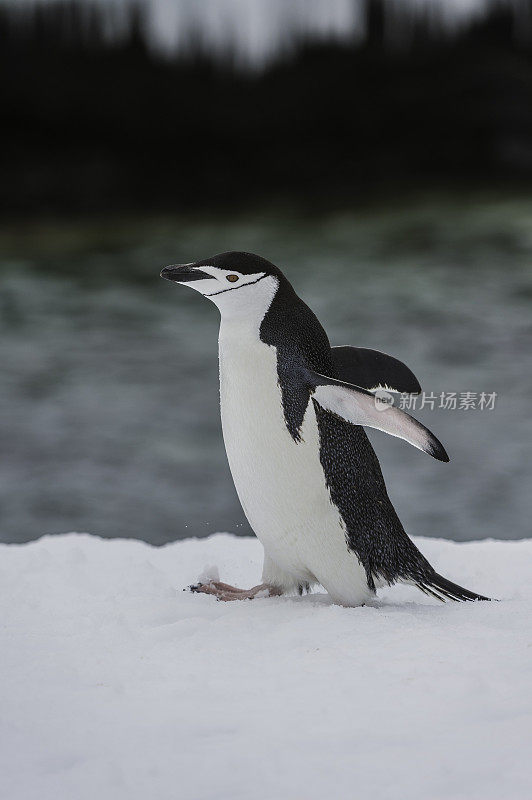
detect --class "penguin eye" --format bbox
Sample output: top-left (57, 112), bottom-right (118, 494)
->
top-left (226, 274), bottom-right (239, 283)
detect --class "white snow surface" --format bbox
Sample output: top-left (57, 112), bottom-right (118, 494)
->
top-left (1, 532), bottom-right (531, 800)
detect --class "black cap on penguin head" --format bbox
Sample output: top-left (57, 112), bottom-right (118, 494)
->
top-left (160, 251), bottom-right (288, 289)
top-left (194, 251), bottom-right (284, 278)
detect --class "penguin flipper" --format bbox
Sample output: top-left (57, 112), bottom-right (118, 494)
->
top-left (306, 369), bottom-right (449, 462)
top-left (331, 346), bottom-right (421, 394)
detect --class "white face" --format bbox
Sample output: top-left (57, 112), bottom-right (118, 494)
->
top-left (172, 264), bottom-right (279, 321)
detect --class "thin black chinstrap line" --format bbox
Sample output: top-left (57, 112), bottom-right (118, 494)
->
top-left (205, 273), bottom-right (268, 297)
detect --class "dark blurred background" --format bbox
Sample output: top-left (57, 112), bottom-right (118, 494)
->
top-left (1, 0), bottom-right (531, 544)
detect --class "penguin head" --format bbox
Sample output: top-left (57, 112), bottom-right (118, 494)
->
top-left (160, 251), bottom-right (284, 318)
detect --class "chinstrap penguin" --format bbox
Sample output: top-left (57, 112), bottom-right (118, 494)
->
top-left (160, 252), bottom-right (490, 606)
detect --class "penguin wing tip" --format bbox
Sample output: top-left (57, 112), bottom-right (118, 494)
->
top-left (427, 437), bottom-right (450, 463)
top-left (437, 448), bottom-right (450, 463)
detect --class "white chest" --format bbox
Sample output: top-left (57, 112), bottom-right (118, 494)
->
top-left (218, 320), bottom-right (370, 604)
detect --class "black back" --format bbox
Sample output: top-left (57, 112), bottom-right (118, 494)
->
top-left (260, 277), bottom-right (333, 441)
top-left (258, 263), bottom-right (435, 591)
top-left (195, 251), bottom-right (284, 277)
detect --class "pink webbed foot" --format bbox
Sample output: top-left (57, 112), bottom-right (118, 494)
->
top-left (189, 580), bottom-right (282, 602)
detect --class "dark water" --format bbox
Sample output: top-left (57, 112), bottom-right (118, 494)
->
top-left (1, 194), bottom-right (532, 544)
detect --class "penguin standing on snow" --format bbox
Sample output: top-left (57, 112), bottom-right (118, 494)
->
top-left (160, 252), bottom-right (490, 606)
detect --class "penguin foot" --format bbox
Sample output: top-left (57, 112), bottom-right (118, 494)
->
top-left (189, 580), bottom-right (282, 601)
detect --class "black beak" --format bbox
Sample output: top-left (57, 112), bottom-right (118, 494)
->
top-left (160, 265), bottom-right (212, 282)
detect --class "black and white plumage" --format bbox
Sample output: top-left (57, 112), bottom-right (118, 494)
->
top-left (161, 252), bottom-right (490, 605)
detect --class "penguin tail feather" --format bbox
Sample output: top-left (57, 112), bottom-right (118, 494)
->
top-left (416, 572), bottom-right (492, 602)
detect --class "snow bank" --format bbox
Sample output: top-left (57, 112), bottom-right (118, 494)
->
top-left (1, 533), bottom-right (531, 800)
